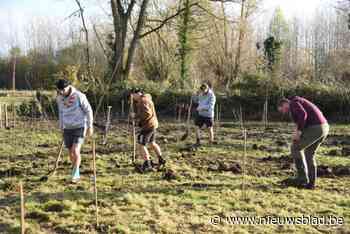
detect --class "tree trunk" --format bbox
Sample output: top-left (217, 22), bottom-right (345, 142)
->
top-left (179, 0), bottom-right (191, 89)
top-left (124, 0), bottom-right (150, 80)
top-left (12, 56), bottom-right (16, 91)
top-left (228, 0), bottom-right (246, 90)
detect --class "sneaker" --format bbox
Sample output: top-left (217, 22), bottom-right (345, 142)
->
top-left (142, 160), bottom-right (154, 173)
top-left (71, 177), bottom-right (80, 184)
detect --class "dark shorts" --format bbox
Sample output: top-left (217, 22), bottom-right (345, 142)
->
top-left (137, 129), bottom-right (156, 146)
top-left (63, 128), bottom-right (85, 149)
top-left (195, 115), bottom-right (214, 128)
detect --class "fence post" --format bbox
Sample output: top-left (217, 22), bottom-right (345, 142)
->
top-left (5, 104), bottom-right (8, 129)
top-left (92, 138), bottom-right (99, 227)
top-left (20, 181), bottom-right (25, 234)
top-left (242, 129), bottom-right (247, 201)
top-left (12, 103), bottom-right (16, 128)
top-left (121, 100), bottom-right (125, 118)
top-left (0, 104), bottom-right (2, 129)
top-left (103, 106), bottom-right (112, 144)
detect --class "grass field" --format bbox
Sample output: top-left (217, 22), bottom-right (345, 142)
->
top-left (0, 120), bottom-right (349, 234)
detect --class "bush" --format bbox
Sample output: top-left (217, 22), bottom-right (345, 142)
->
top-left (34, 74), bottom-right (350, 123)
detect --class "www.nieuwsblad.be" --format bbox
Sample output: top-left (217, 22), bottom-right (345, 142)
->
top-left (209, 215), bottom-right (344, 226)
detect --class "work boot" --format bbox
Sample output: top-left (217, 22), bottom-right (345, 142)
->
top-left (158, 156), bottom-right (166, 169)
top-left (304, 183), bottom-right (316, 190)
top-left (142, 160), bottom-right (154, 173)
top-left (281, 177), bottom-right (307, 187)
top-left (194, 139), bottom-right (201, 147)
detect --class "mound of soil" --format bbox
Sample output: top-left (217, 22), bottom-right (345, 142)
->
top-left (26, 211), bottom-right (50, 223)
top-left (95, 144), bottom-right (129, 155)
top-left (134, 164), bottom-right (144, 174)
top-left (162, 169), bottom-right (177, 181)
top-left (260, 155), bottom-right (293, 163)
top-left (276, 140), bottom-right (288, 147)
top-left (333, 165), bottom-right (350, 176)
top-left (192, 183), bottom-right (209, 189)
top-left (230, 163), bottom-right (242, 174)
top-left (45, 203), bottom-right (65, 212)
top-left (317, 165), bottom-right (350, 177)
top-left (317, 165), bottom-right (334, 177)
top-left (252, 144), bottom-right (270, 151)
top-left (328, 149), bottom-right (341, 156)
top-left (208, 161), bottom-right (242, 174)
top-left (0, 168), bottom-right (22, 178)
top-left (341, 147), bottom-right (350, 157)
top-left (180, 145), bottom-right (198, 152)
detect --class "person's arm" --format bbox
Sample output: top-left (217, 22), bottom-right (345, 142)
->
top-left (79, 94), bottom-right (94, 136)
top-left (290, 101), bottom-right (307, 142)
top-left (290, 101), bottom-right (307, 131)
top-left (56, 97), bottom-right (63, 130)
top-left (207, 92), bottom-right (216, 114)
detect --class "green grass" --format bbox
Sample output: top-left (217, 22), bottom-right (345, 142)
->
top-left (0, 120), bottom-right (349, 233)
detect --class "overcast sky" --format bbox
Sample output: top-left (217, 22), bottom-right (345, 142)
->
top-left (0, 0), bottom-right (333, 55)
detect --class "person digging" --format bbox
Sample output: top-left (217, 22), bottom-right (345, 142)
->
top-left (56, 79), bottom-right (94, 183)
top-left (130, 89), bottom-right (166, 173)
top-left (278, 96), bottom-right (329, 189)
top-left (193, 83), bottom-right (216, 146)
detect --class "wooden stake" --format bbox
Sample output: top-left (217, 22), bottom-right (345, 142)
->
top-left (265, 99), bottom-right (268, 129)
top-left (103, 106), bottom-right (112, 144)
top-left (180, 97), bottom-right (193, 141)
top-left (121, 100), bottom-right (125, 118)
top-left (12, 103), bottom-right (16, 128)
top-left (216, 103), bottom-right (220, 128)
top-left (239, 105), bottom-right (243, 129)
top-left (178, 104), bottom-right (183, 123)
top-left (130, 97), bottom-right (136, 163)
top-left (92, 138), bottom-right (99, 226)
top-left (175, 99), bottom-right (178, 122)
top-left (0, 104), bottom-right (2, 129)
top-left (5, 104), bottom-right (8, 129)
top-left (242, 128), bottom-right (247, 201)
top-left (19, 181), bottom-right (25, 234)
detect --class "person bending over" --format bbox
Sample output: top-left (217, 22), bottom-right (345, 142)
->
top-left (278, 96), bottom-right (329, 189)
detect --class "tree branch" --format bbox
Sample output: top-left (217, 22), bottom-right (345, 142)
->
top-left (116, 0), bottom-right (125, 16)
top-left (74, 0), bottom-right (92, 79)
top-left (92, 24), bottom-right (108, 60)
top-left (209, 0), bottom-right (240, 3)
top-left (127, 0), bottom-right (136, 17)
top-left (197, 4), bottom-right (237, 23)
top-left (139, 2), bottom-right (199, 39)
top-left (125, 0), bottom-right (150, 77)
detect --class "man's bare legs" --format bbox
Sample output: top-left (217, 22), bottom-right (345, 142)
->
top-left (209, 126), bottom-right (214, 144)
top-left (69, 143), bottom-right (82, 182)
top-left (150, 142), bottom-right (162, 158)
top-left (196, 125), bottom-right (214, 145)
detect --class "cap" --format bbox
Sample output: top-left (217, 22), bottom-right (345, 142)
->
top-left (56, 79), bottom-right (70, 90)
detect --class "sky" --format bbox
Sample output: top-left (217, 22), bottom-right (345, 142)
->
top-left (0, 0), bottom-right (333, 55)
top-left (262, 0), bottom-right (331, 19)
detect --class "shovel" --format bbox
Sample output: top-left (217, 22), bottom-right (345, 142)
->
top-left (181, 97), bottom-right (193, 141)
top-left (40, 140), bottom-right (65, 181)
